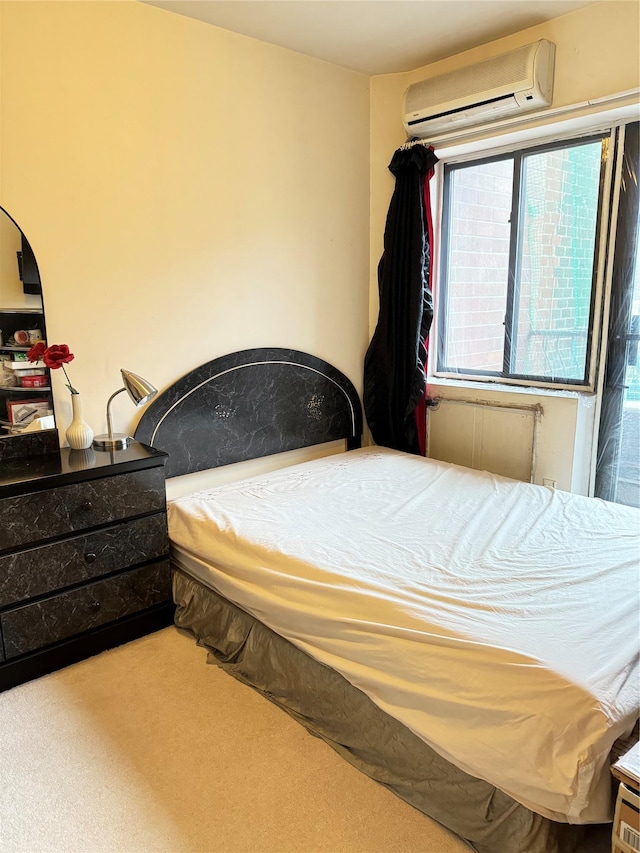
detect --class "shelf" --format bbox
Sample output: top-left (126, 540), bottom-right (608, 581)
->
top-left (0, 386), bottom-right (51, 393)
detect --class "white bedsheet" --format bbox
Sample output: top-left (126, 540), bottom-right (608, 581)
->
top-left (168, 447), bottom-right (640, 823)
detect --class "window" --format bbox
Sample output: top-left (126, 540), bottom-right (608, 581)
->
top-left (437, 134), bottom-right (609, 387)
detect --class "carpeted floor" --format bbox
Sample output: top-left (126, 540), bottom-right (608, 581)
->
top-left (0, 627), bottom-right (611, 853)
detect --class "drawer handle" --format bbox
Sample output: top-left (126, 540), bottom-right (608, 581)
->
top-left (88, 600), bottom-right (101, 611)
top-left (85, 552), bottom-right (97, 563)
top-left (80, 501), bottom-right (93, 512)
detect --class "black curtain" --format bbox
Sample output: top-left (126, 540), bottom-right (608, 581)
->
top-left (364, 144), bottom-right (438, 454)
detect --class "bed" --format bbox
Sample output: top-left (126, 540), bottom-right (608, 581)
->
top-left (134, 347), bottom-right (640, 853)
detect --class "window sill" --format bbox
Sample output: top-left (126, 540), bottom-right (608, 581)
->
top-left (427, 375), bottom-right (596, 402)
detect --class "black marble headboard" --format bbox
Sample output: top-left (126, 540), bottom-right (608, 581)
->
top-left (133, 348), bottom-right (363, 479)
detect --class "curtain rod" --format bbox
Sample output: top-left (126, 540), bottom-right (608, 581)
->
top-left (401, 88), bottom-right (640, 150)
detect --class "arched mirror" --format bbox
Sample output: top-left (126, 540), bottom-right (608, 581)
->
top-left (0, 208), bottom-right (56, 445)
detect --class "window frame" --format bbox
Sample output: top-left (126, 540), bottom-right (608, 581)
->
top-left (433, 129), bottom-right (616, 392)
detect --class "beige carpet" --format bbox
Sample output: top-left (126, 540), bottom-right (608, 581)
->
top-left (0, 627), bottom-right (610, 853)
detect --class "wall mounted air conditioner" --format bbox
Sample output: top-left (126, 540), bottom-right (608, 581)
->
top-left (403, 40), bottom-right (555, 139)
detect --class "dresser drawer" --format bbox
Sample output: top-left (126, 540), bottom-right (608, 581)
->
top-left (1, 559), bottom-right (171, 659)
top-left (0, 513), bottom-right (168, 608)
top-left (0, 468), bottom-right (165, 552)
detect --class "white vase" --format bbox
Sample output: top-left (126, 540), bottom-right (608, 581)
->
top-left (66, 394), bottom-right (94, 450)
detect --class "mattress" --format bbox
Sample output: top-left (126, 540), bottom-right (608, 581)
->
top-left (168, 446), bottom-right (640, 824)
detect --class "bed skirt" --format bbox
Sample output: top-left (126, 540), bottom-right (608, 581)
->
top-left (173, 567), bottom-right (588, 853)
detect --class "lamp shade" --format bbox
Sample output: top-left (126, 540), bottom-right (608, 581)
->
top-left (121, 370), bottom-right (157, 407)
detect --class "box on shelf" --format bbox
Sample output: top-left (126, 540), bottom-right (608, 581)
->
top-left (612, 741), bottom-right (640, 853)
top-left (6, 398), bottom-right (51, 425)
top-left (13, 367), bottom-right (45, 376)
top-left (8, 359), bottom-right (45, 370)
top-left (19, 374), bottom-right (48, 389)
top-left (613, 783), bottom-right (640, 852)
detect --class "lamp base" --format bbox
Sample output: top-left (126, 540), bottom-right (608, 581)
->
top-left (92, 433), bottom-right (131, 451)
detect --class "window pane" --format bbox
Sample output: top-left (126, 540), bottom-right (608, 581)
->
top-left (514, 142), bottom-right (602, 380)
top-left (443, 159), bottom-right (513, 372)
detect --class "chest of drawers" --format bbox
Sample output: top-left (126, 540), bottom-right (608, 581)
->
top-left (0, 441), bottom-right (173, 691)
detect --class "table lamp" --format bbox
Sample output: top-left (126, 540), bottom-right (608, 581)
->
top-left (93, 369), bottom-right (157, 451)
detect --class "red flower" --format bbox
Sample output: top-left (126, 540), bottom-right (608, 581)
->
top-left (27, 342), bottom-right (78, 394)
top-left (42, 344), bottom-right (75, 370)
top-left (26, 341), bottom-right (46, 363)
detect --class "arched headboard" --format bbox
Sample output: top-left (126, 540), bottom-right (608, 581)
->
top-left (134, 348), bottom-right (363, 479)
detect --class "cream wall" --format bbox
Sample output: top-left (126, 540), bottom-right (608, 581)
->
top-left (2, 1), bottom-right (637, 490)
top-left (370, 1), bottom-right (640, 492)
top-left (0, 0), bottom-right (370, 446)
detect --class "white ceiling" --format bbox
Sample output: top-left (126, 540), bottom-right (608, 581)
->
top-left (142, 0), bottom-right (597, 75)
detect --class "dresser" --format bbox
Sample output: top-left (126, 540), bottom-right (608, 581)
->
top-left (0, 439), bottom-right (174, 691)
